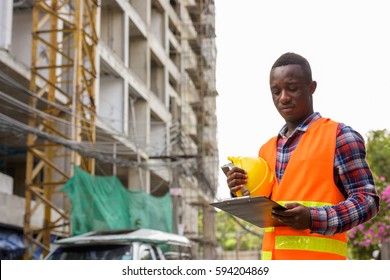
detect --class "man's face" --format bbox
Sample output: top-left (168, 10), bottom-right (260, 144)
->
top-left (269, 64), bottom-right (316, 126)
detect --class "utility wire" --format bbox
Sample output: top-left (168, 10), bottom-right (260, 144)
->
top-left (0, 63), bottom-right (218, 195)
top-left (0, 69), bottom-right (178, 146)
top-left (0, 75), bottom-right (172, 156)
top-left (0, 112), bottom-right (189, 170)
top-left (0, 67), bottom-right (218, 159)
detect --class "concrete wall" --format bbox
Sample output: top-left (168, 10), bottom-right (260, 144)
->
top-left (0, 0), bottom-right (13, 50)
top-left (129, 98), bottom-right (149, 149)
top-left (130, 0), bottom-right (149, 23)
top-left (151, 6), bottom-right (165, 46)
top-left (0, 173), bottom-right (59, 229)
top-left (10, 11), bottom-right (32, 67)
top-left (0, 192), bottom-right (44, 229)
top-left (128, 166), bottom-right (150, 193)
top-left (150, 115), bottom-right (167, 155)
top-left (129, 38), bottom-right (148, 83)
top-left (101, 8), bottom-right (125, 60)
top-left (0, 172), bottom-right (13, 195)
top-left (99, 75), bottom-right (125, 133)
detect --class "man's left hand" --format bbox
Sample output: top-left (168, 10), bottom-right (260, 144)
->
top-left (272, 203), bottom-right (311, 230)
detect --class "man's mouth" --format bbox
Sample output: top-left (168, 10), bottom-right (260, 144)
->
top-left (280, 106), bottom-right (294, 112)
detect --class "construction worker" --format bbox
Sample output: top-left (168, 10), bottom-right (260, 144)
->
top-left (226, 52), bottom-right (380, 260)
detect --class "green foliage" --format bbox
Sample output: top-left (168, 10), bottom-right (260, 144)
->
top-left (366, 129), bottom-right (390, 179)
top-left (215, 211), bottom-right (263, 251)
top-left (347, 129), bottom-right (390, 259)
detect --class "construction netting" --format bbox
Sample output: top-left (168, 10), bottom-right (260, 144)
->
top-left (61, 165), bottom-right (173, 236)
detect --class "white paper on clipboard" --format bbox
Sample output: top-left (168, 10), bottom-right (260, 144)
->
top-left (210, 196), bottom-right (286, 228)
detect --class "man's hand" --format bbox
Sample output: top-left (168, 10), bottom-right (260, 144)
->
top-left (226, 166), bottom-right (248, 196)
top-left (272, 202), bottom-right (312, 230)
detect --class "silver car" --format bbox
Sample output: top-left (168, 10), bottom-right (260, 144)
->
top-left (45, 228), bottom-right (192, 260)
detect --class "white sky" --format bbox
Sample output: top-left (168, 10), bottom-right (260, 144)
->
top-left (214, 0), bottom-right (390, 200)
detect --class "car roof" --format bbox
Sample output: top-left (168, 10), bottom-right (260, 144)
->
top-left (55, 228), bottom-right (191, 247)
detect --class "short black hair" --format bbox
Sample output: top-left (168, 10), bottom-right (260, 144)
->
top-left (271, 52), bottom-right (313, 82)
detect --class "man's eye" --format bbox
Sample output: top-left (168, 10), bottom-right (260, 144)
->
top-left (271, 89), bottom-right (280, 95)
top-left (288, 85), bottom-right (298, 91)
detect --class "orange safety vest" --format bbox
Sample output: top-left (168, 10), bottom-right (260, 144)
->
top-left (259, 118), bottom-right (347, 260)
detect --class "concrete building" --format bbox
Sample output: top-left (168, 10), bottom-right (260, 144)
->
top-left (0, 0), bottom-right (218, 259)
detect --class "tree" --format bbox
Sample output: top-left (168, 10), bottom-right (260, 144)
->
top-left (347, 129), bottom-right (390, 259)
top-left (215, 211), bottom-right (263, 251)
top-left (366, 129), bottom-right (390, 179)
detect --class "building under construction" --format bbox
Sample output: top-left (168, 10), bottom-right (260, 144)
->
top-left (0, 0), bottom-right (218, 259)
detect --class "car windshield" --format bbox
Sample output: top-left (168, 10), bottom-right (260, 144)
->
top-left (46, 244), bottom-right (133, 260)
top-left (159, 243), bottom-right (192, 260)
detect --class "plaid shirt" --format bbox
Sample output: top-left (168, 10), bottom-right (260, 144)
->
top-left (276, 112), bottom-right (380, 235)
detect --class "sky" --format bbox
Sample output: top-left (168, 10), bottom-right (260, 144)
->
top-left (214, 0), bottom-right (390, 200)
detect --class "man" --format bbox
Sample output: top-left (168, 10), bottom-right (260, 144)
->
top-left (226, 52), bottom-right (380, 260)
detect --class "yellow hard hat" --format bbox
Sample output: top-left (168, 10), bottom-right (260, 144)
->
top-left (227, 156), bottom-right (274, 197)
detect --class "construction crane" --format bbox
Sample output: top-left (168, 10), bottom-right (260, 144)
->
top-left (23, 0), bottom-right (99, 259)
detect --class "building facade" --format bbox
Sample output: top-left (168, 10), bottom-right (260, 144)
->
top-left (0, 0), bottom-right (218, 259)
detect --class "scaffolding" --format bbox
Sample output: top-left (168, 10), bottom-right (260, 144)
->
top-left (178, 0), bottom-right (219, 259)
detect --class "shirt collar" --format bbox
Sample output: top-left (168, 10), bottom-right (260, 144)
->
top-left (278, 112), bottom-right (322, 138)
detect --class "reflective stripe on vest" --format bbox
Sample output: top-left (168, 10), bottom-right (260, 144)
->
top-left (276, 236), bottom-right (347, 257)
top-left (278, 201), bottom-right (333, 208)
top-left (265, 227), bottom-right (274, 233)
top-left (261, 251), bottom-right (272, 260)
top-left (264, 200), bottom-right (333, 234)
top-left (261, 235), bottom-right (347, 260)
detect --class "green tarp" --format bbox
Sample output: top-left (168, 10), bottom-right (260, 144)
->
top-left (61, 166), bottom-right (173, 236)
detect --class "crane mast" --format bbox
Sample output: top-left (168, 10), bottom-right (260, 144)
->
top-left (24, 0), bottom-right (99, 259)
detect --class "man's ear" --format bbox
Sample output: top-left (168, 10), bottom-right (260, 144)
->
top-left (309, 81), bottom-right (317, 95)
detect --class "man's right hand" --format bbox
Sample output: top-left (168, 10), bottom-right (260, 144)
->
top-left (226, 166), bottom-right (248, 196)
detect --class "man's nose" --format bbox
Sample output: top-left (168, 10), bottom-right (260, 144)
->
top-left (280, 89), bottom-right (291, 103)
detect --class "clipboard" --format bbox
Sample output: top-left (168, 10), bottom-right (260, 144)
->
top-left (210, 196), bottom-right (287, 228)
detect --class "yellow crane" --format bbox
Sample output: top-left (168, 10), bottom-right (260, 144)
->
top-left (24, 0), bottom-right (99, 259)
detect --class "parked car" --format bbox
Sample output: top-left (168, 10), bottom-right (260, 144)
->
top-left (44, 228), bottom-right (192, 260)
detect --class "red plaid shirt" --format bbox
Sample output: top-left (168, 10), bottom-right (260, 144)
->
top-left (276, 112), bottom-right (380, 235)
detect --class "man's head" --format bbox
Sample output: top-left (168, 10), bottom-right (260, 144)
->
top-left (271, 52), bottom-right (313, 83)
top-left (269, 52), bottom-right (317, 131)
